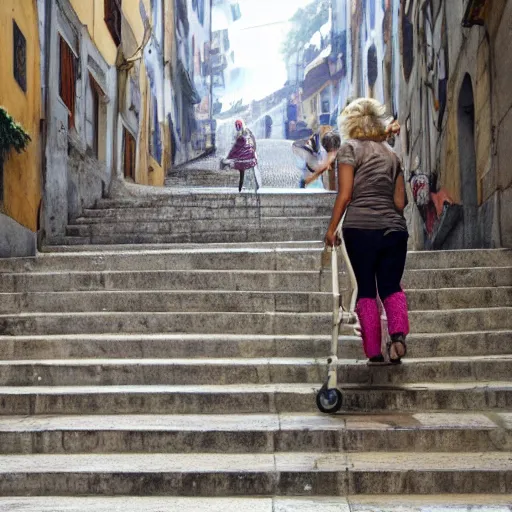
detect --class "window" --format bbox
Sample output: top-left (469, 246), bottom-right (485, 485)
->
top-left (105, 0), bottom-right (122, 46)
top-left (85, 74), bottom-right (100, 157)
top-left (149, 95), bottom-right (162, 164)
top-left (367, 44), bottom-right (378, 88)
top-left (13, 21), bottom-right (27, 93)
top-left (59, 36), bottom-right (77, 127)
top-left (320, 88), bottom-right (330, 113)
top-left (231, 3), bottom-right (241, 22)
top-left (123, 128), bottom-right (136, 180)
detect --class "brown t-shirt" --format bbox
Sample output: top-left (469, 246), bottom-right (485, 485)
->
top-left (337, 139), bottom-right (407, 232)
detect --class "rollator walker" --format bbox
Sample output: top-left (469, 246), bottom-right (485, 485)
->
top-left (316, 217), bottom-right (360, 414)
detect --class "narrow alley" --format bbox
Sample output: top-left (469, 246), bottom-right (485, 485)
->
top-left (0, 0), bottom-right (512, 510)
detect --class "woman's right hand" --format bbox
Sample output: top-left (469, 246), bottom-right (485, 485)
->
top-left (325, 229), bottom-right (340, 247)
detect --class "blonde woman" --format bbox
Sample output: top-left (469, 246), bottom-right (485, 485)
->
top-left (325, 98), bottom-right (409, 364)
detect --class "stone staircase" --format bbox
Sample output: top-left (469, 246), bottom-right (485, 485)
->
top-left (1, 203), bottom-right (512, 508)
top-left (56, 193), bottom-right (335, 247)
top-left (165, 167), bottom-right (240, 188)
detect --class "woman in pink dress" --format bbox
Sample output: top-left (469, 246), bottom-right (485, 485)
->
top-left (221, 120), bottom-right (262, 193)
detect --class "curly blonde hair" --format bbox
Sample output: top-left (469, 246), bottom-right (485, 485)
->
top-left (338, 98), bottom-right (392, 140)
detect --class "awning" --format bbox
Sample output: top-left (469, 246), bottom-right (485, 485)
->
top-left (302, 60), bottom-right (331, 100)
top-left (304, 44), bottom-right (332, 76)
top-left (177, 59), bottom-right (202, 105)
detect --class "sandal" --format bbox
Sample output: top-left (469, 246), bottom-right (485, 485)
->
top-left (367, 354), bottom-right (391, 366)
top-left (387, 334), bottom-right (407, 364)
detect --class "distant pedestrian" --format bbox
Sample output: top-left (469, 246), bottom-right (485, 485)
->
top-left (325, 98), bottom-right (409, 365)
top-left (292, 127), bottom-right (341, 189)
top-left (264, 115), bottom-right (273, 138)
top-left (220, 119), bottom-right (262, 193)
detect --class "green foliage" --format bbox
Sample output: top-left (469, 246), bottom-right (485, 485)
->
top-left (0, 106), bottom-right (31, 163)
top-left (281, 0), bottom-right (330, 59)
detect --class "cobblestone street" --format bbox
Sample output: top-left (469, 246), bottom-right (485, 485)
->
top-left (176, 139), bottom-right (303, 189)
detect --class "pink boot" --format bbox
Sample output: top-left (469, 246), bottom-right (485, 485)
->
top-left (383, 291), bottom-right (410, 337)
top-left (383, 291), bottom-right (410, 363)
top-left (355, 298), bottom-right (382, 359)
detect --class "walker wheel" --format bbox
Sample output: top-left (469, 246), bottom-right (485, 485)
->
top-left (316, 387), bottom-right (343, 414)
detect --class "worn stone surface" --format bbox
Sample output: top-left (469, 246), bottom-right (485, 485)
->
top-left (1, 225), bottom-right (512, 499)
top-left (0, 213), bottom-right (36, 259)
top-left (171, 140), bottom-right (302, 189)
top-left (0, 496), bottom-right (511, 512)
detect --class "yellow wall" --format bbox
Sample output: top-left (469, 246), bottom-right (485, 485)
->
top-left (71, 0), bottom-right (164, 187)
top-left (69, 0), bottom-right (119, 65)
top-left (123, 0), bottom-right (148, 44)
top-left (70, 0), bottom-right (150, 64)
top-left (0, 0), bottom-right (41, 232)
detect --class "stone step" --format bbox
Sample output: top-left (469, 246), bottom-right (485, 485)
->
top-left (0, 452), bottom-right (511, 496)
top-left (0, 331), bottom-right (510, 360)
top-left (0, 496), bottom-right (511, 512)
top-left (0, 290), bottom-right (333, 314)
top-left (95, 193), bottom-right (336, 209)
top-left (1, 355), bottom-right (512, 386)
top-left (0, 382), bottom-right (511, 415)
top-left (60, 228), bottom-right (326, 245)
top-left (0, 412), bottom-right (508, 454)
top-left (1, 287), bottom-right (511, 313)
top-left (66, 217), bottom-right (330, 237)
top-left (77, 205), bottom-right (334, 223)
top-left (1, 268), bottom-right (510, 294)
top-left (0, 248), bottom-right (323, 273)
top-left (1, 248), bottom-right (510, 274)
top-left (347, 496), bottom-right (512, 510)
top-left (43, 240), bottom-right (325, 253)
top-left (164, 171), bottom-right (239, 188)
top-left (1, 308), bottom-right (511, 336)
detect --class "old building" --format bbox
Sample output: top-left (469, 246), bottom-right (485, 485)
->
top-left (330, 0), bottom-right (401, 118)
top-left (171, 0), bottom-right (214, 165)
top-left (330, 0), bottom-right (511, 250)
top-left (399, 0), bottom-right (511, 249)
top-left (0, 0), bottom-right (42, 257)
top-left (37, 0), bottom-right (176, 242)
top-left (0, 0), bottom-right (216, 253)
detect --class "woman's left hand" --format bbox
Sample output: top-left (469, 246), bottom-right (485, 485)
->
top-left (325, 230), bottom-right (340, 247)
top-left (386, 120), bottom-right (401, 136)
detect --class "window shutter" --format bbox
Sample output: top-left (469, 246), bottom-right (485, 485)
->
top-left (59, 36), bottom-right (77, 127)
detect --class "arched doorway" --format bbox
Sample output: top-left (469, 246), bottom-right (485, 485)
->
top-left (457, 73), bottom-right (479, 248)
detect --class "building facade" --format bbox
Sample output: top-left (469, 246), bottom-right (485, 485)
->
top-left (172, 0), bottom-right (214, 165)
top-left (0, 0), bottom-right (42, 257)
top-left (0, 0), bottom-right (215, 254)
top-left (330, 0), bottom-right (511, 250)
top-left (399, 0), bottom-right (511, 249)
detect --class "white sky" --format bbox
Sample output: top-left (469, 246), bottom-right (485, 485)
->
top-left (214, 0), bottom-right (314, 108)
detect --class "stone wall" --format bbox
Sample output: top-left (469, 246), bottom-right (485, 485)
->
top-left (41, 0), bottom-right (116, 241)
top-left (399, 0), bottom-right (512, 249)
top-left (488, 0), bottom-right (512, 247)
top-left (0, 214), bottom-right (36, 258)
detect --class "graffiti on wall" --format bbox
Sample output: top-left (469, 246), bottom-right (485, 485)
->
top-left (423, 0), bottom-right (449, 130)
top-left (401, 0), bottom-right (414, 82)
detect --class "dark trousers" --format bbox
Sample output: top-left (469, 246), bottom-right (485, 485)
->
top-left (343, 228), bottom-right (408, 301)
